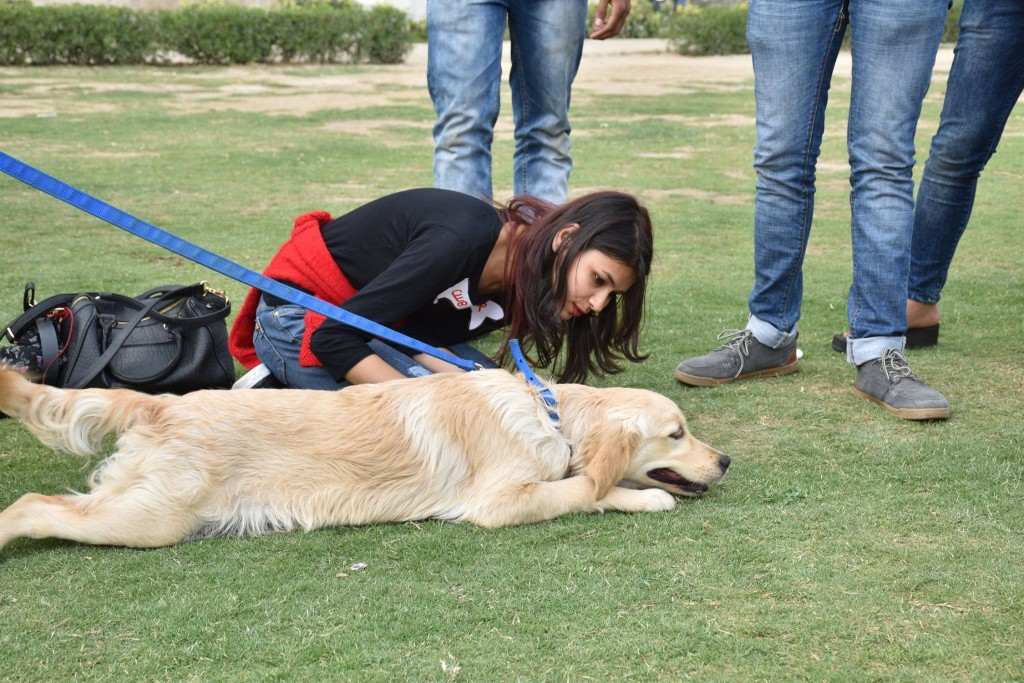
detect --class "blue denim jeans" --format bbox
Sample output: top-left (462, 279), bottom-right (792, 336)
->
top-left (253, 298), bottom-right (498, 390)
top-left (427, 0), bottom-right (587, 204)
top-left (743, 0), bottom-right (948, 366)
top-left (908, 0), bottom-right (1024, 305)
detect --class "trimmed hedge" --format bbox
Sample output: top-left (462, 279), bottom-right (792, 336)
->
top-left (582, 0), bottom-right (963, 56)
top-left (0, 0), bottom-right (412, 66)
top-left (0, 1), bottom-right (154, 65)
top-left (667, 3), bottom-right (748, 56)
top-left (0, 0), bottom-right (964, 65)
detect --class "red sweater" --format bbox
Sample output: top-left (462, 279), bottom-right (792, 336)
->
top-left (228, 211), bottom-right (357, 370)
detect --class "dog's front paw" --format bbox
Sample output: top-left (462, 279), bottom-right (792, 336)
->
top-left (598, 485), bottom-right (678, 513)
top-left (640, 488), bottom-right (676, 512)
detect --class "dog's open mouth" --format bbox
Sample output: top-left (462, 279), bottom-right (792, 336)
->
top-left (647, 468), bottom-right (709, 495)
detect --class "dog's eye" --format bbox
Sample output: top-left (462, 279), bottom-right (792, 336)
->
top-left (670, 427), bottom-right (686, 440)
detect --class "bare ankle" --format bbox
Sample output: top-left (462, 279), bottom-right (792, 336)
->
top-left (906, 300), bottom-right (939, 329)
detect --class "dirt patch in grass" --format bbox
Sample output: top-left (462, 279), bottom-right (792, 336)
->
top-left (0, 40), bottom-right (953, 146)
top-left (0, 40), bottom-right (760, 120)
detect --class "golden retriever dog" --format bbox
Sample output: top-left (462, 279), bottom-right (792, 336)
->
top-left (0, 366), bottom-right (729, 552)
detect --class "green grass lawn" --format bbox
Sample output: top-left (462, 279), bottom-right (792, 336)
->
top-left (1, 49), bottom-right (1022, 681)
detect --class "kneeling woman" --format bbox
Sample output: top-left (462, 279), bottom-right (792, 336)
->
top-left (229, 188), bottom-right (653, 388)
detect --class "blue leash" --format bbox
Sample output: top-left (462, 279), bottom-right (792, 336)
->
top-left (0, 150), bottom-right (478, 372)
top-left (508, 339), bottom-right (558, 423)
top-left (0, 151), bottom-right (558, 409)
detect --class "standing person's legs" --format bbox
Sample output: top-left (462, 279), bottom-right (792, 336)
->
top-left (843, 0), bottom-right (950, 420)
top-left (844, 0), bottom-right (947, 366)
top-left (506, 0), bottom-right (586, 204)
top-left (745, 0), bottom-right (847, 347)
top-left (908, 0), bottom-right (1024, 306)
top-left (428, 0), bottom-right (508, 200)
top-left (674, 0), bottom-right (846, 386)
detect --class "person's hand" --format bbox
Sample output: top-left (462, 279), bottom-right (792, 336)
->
top-left (590, 0), bottom-right (631, 40)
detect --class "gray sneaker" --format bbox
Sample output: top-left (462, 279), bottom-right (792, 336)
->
top-left (675, 329), bottom-right (799, 387)
top-left (854, 348), bottom-right (950, 420)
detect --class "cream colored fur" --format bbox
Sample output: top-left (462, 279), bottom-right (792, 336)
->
top-left (0, 367), bottom-right (729, 551)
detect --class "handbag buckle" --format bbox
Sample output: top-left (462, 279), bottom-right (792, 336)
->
top-left (22, 281), bottom-right (36, 310)
top-left (201, 281), bottom-right (228, 303)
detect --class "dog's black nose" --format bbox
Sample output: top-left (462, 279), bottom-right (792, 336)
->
top-left (718, 454), bottom-right (731, 471)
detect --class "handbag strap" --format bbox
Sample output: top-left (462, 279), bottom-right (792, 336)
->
top-left (34, 317), bottom-right (62, 385)
top-left (3, 284), bottom-right (223, 342)
top-left (109, 284), bottom-right (229, 329)
top-left (23, 281), bottom-right (36, 311)
top-left (3, 291), bottom-right (76, 342)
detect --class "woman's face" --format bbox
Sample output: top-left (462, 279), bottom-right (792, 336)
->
top-left (558, 248), bottom-right (637, 321)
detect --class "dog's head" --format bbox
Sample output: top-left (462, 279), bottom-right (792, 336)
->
top-left (559, 386), bottom-right (730, 500)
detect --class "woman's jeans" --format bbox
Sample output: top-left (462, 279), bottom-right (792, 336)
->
top-left (427, 0), bottom-right (587, 204)
top-left (909, 0), bottom-right (1024, 305)
top-left (253, 298), bottom-right (498, 390)
top-left (743, 0), bottom-right (947, 366)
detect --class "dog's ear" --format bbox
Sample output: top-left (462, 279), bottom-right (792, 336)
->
top-left (581, 421), bottom-right (639, 500)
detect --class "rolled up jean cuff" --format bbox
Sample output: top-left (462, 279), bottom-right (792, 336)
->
top-left (747, 314), bottom-right (798, 349)
top-left (846, 335), bottom-right (905, 366)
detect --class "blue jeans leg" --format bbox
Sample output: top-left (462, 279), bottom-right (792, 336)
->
top-left (254, 300), bottom-right (345, 390)
top-left (844, 0), bottom-right (947, 365)
top-left (428, 0), bottom-right (506, 200)
top-left (746, 0), bottom-right (849, 349)
top-left (508, 0), bottom-right (586, 203)
top-left (427, 0), bottom-right (586, 204)
top-left (745, 0), bottom-right (946, 363)
top-left (908, 0), bottom-right (1024, 304)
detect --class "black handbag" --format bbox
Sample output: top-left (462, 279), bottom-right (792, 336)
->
top-left (1, 282), bottom-right (234, 394)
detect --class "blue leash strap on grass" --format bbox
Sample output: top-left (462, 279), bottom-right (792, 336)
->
top-left (508, 338), bottom-right (558, 423)
top-left (0, 150), bottom-right (479, 372)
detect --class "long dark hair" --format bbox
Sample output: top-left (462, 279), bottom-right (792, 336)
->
top-left (496, 191), bottom-right (653, 384)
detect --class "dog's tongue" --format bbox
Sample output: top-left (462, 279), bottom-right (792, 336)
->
top-left (648, 468), bottom-right (687, 484)
top-left (647, 468), bottom-right (708, 494)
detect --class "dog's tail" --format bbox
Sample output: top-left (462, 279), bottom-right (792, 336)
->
top-left (0, 367), bottom-right (165, 456)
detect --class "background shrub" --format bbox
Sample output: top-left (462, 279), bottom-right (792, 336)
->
top-left (407, 16), bottom-right (427, 43)
top-left (667, 3), bottom-right (748, 56)
top-left (0, 0), bottom-right (39, 65)
top-left (359, 4), bottom-right (414, 64)
top-left (0, 0), bottom-right (412, 66)
top-left (269, 6), bottom-right (361, 63)
top-left (159, 6), bottom-right (275, 65)
top-left (0, 1), bottom-right (153, 65)
top-left (661, 0), bottom-right (960, 57)
top-left (0, 0), bottom-right (963, 66)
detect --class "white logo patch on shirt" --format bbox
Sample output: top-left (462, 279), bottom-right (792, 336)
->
top-left (434, 278), bottom-right (504, 330)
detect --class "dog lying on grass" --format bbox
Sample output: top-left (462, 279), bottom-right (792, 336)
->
top-left (0, 367), bottom-right (729, 552)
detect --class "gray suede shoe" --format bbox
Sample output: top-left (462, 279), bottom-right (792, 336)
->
top-left (854, 348), bottom-right (950, 420)
top-left (674, 329), bottom-right (799, 387)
